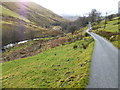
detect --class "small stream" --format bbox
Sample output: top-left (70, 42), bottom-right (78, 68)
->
top-left (2, 35), bottom-right (62, 52)
top-left (2, 37), bottom-right (45, 52)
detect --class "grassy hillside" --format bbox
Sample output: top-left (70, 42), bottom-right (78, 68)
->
top-left (2, 41), bottom-right (94, 88)
top-left (92, 17), bottom-right (120, 48)
top-left (2, 2), bottom-right (67, 27)
top-left (1, 5), bottom-right (30, 22)
top-left (2, 19), bottom-right (63, 46)
top-left (2, 26), bottom-right (88, 62)
top-left (1, 2), bottom-right (66, 46)
top-left (2, 26), bottom-right (95, 88)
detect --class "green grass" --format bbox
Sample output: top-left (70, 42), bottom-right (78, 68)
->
top-left (0, 21), bottom-right (13, 24)
top-left (39, 37), bottom-right (55, 40)
top-left (3, 37), bottom-right (55, 56)
top-left (93, 19), bottom-right (118, 32)
top-left (1, 5), bottom-right (30, 22)
top-left (3, 40), bottom-right (36, 56)
top-left (92, 17), bottom-right (120, 48)
top-left (2, 37), bottom-right (94, 88)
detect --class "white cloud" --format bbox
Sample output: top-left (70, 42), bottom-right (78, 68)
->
top-left (31, 0), bottom-right (119, 16)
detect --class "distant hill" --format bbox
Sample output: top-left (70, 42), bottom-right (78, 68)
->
top-left (1, 2), bottom-right (67, 46)
top-left (61, 15), bottom-right (79, 21)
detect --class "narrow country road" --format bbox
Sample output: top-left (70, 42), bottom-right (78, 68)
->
top-left (86, 29), bottom-right (119, 88)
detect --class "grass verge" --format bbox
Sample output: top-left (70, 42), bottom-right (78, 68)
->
top-left (2, 36), bottom-right (94, 88)
top-left (92, 17), bottom-right (120, 48)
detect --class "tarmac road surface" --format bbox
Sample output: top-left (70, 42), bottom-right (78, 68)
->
top-left (86, 29), bottom-right (118, 88)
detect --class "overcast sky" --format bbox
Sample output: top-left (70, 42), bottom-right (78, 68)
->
top-left (3, 0), bottom-right (119, 16)
top-left (30, 0), bottom-right (119, 16)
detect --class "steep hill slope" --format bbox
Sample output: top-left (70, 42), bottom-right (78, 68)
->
top-left (1, 2), bottom-right (67, 46)
top-left (2, 2), bottom-right (67, 27)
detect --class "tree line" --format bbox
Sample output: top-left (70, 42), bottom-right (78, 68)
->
top-left (59, 9), bottom-right (119, 33)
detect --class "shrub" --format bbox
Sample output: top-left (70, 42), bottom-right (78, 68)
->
top-left (49, 37), bottom-right (68, 48)
top-left (68, 25), bottom-right (78, 34)
top-left (73, 45), bottom-right (78, 49)
top-left (82, 43), bottom-right (87, 49)
top-left (85, 32), bottom-right (90, 37)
